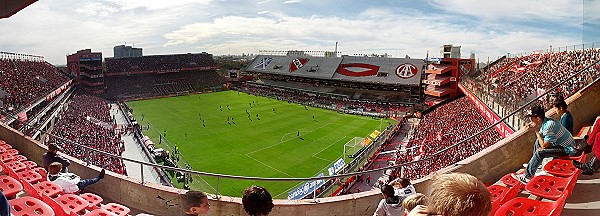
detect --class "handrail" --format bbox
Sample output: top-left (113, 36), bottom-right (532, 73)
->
top-left (2, 59), bottom-right (599, 183)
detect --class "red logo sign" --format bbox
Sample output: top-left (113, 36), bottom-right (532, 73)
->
top-left (336, 63), bottom-right (380, 77)
top-left (290, 58), bottom-right (309, 73)
top-left (395, 63), bottom-right (418, 79)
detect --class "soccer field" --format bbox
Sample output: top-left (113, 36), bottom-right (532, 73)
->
top-left (127, 91), bottom-right (394, 198)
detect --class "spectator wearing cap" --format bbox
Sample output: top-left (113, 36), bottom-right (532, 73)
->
top-left (43, 143), bottom-right (71, 173)
top-left (554, 98), bottom-right (573, 135)
top-left (512, 105), bottom-right (579, 184)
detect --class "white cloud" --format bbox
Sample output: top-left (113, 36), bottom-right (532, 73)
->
top-left (257, 0), bottom-right (271, 4)
top-left (429, 0), bottom-right (589, 22)
top-left (282, 0), bottom-right (302, 4)
top-left (105, 0), bottom-right (213, 11)
top-left (163, 9), bottom-right (576, 61)
top-left (0, 0), bottom-right (584, 64)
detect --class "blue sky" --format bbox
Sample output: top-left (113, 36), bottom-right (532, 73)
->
top-left (0, 0), bottom-right (598, 64)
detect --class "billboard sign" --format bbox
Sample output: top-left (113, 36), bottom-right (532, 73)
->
top-left (288, 173), bottom-right (326, 200)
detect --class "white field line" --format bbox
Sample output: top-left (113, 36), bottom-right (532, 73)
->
top-left (246, 122), bottom-right (333, 155)
top-left (245, 154), bottom-right (294, 177)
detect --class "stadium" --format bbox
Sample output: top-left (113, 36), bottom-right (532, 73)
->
top-left (1, 1), bottom-right (600, 216)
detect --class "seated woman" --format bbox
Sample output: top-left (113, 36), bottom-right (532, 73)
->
top-left (47, 162), bottom-right (105, 194)
top-left (573, 117), bottom-right (600, 175)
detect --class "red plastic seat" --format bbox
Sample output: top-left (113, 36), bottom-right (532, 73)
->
top-left (85, 209), bottom-right (118, 216)
top-left (80, 193), bottom-right (104, 210)
top-left (34, 181), bottom-right (65, 198)
top-left (0, 146), bottom-right (6, 154)
top-left (0, 153), bottom-right (14, 162)
top-left (557, 153), bottom-right (585, 162)
top-left (22, 160), bottom-right (38, 169)
top-left (525, 172), bottom-right (579, 200)
top-left (5, 160), bottom-right (28, 173)
top-left (488, 184), bottom-right (521, 205)
top-left (34, 167), bottom-right (48, 181)
top-left (21, 179), bottom-right (42, 200)
top-left (54, 194), bottom-right (89, 216)
top-left (41, 194), bottom-right (77, 216)
top-left (490, 199), bottom-right (501, 216)
top-left (501, 173), bottom-right (525, 189)
top-left (544, 159), bottom-right (578, 177)
top-left (494, 190), bottom-right (569, 216)
top-left (0, 143), bottom-right (11, 149)
top-left (5, 148), bottom-right (19, 155)
top-left (0, 175), bottom-right (24, 198)
top-left (101, 203), bottom-right (130, 216)
top-left (16, 169), bottom-right (43, 184)
top-left (8, 196), bottom-right (55, 216)
top-left (12, 154), bottom-right (27, 162)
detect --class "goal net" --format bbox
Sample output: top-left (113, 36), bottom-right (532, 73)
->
top-left (343, 137), bottom-right (364, 158)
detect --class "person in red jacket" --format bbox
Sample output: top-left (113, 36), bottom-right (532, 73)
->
top-left (573, 118), bottom-right (600, 175)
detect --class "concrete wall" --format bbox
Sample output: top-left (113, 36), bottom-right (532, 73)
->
top-left (1, 81), bottom-right (599, 216)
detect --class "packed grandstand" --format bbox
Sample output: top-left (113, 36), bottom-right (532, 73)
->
top-left (1, 44), bottom-right (599, 215)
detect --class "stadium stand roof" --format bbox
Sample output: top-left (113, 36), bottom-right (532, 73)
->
top-left (0, 0), bottom-right (37, 19)
top-left (245, 55), bottom-right (424, 86)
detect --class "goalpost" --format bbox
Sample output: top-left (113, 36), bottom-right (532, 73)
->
top-left (343, 137), bottom-right (365, 158)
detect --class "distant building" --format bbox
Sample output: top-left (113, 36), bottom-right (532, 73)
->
top-left (440, 45), bottom-right (461, 58)
top-left (113, 45), bottom-right (143, 58)
top-left (67, 49), bottom-right (104, 94)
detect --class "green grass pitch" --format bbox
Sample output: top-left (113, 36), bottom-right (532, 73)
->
top-left (126, 91), bottom-right (394, 198)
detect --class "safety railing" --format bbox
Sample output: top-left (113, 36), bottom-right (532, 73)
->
top-left (1, 59), bottom-right (598, 200)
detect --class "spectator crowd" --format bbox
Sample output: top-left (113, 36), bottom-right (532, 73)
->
top-left (468, 48), bottom-right (600, 114)
top-left (45, 94), bottom-right (126, 174)
top-left (104, 71), bottom-right (225, 100)
top-left (105, 53), bottom-right (216, 74)
top-left (241, 83), bottom-right (410, 118)
top-left (0, 59), bottom-right (70, 115)
top-left (398, 97), bottom-right (502, 180)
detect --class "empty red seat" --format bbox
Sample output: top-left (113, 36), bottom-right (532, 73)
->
top-left (101, 203), bottom-right (130, 216)
top-left (22, 160), bottom-right (38, 169)
top-left (501, 173), bottom-right (524, 189)
top-left (0, 175), bottom-right (24, 198)
top-left (16, 169), bottom-right (43, 184)
top-left (0, 146), bottom-right (5, 154)
top-left (41, 194), bottom-right (73, 216)
top-left (0, 153), bottom-right (14, 162)
top-left (544, 159), bottom-right (578, 177)
top-left (21, 179), bottom-right (42, 200)
top-left (85, 208), bottom-right (118, 216)
top-left (8, 196), bottom-right (55, 216)
top-left (34, 181), bottom-right (64, 198)
top-left (0, 143), bottom-right (11, 149)
top-left (525, 172), bottom-right (578, 200)
top-left (494, 190), bottom-right (569, 216)
top-left (5, 148), bottom-right (19, 155)
top-left (5, 160), bottom-right (27, 173)
top-left (488, 184), bottom-right (520, 205)
top-left (53, 194), bottom-right (89, 216)
top-left (34, 167), bottom-right (48, 181)
top-left (80, 193), bottom-right (103, 210)
top-left (12, 154), bottom-right (27, 162)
